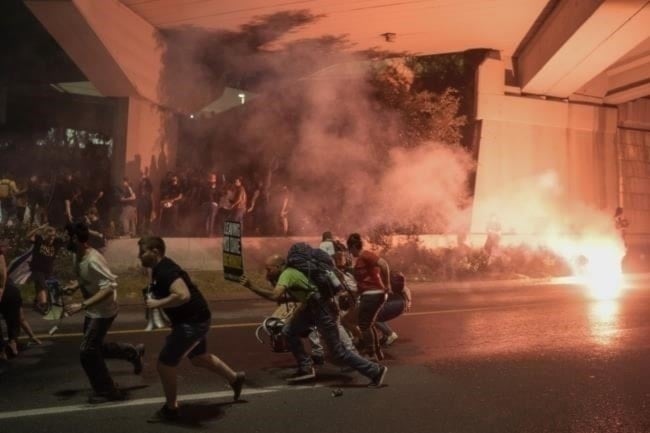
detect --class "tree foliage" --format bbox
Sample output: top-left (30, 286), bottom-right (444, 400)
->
top-left (368, 58), bottom-right (467, 149)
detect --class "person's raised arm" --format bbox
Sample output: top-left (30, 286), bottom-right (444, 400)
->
top-left (26, 224), bottom-right (48, 241)
top-left (239, 275), bottom-right (286, 302)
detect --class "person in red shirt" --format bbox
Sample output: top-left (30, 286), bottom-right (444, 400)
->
top-left (346, 233), bottom-right (390, 361)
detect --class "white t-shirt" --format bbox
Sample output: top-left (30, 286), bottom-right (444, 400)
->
top-left (74, 248), bottom-right (119, 319)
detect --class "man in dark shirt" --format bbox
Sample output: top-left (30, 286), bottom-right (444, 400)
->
top-left (138, 236), bottom-right (245, 423)
top-left (199, 172), bottom-right (220, 237)
top-left (25, 175), bottom-right (47, 226)
top-left (61, 173), bottom-right (80, 224)
top-left (159, 175), bottom-right (183, 236)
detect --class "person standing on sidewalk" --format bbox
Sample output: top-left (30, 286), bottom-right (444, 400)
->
top-left (138, 236), bottom-right (245, 423)
top-left (63, 222), bottom-right (145, 404)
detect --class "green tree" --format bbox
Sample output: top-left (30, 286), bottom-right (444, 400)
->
top-left (368, 58), bottom-right (467, 150)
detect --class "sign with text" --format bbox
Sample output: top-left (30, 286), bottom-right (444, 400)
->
top-left (223, 221), bottom-right (243, 281)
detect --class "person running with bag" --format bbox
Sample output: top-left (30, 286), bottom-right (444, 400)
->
top-left (138, 236), bottom-right (245, 423)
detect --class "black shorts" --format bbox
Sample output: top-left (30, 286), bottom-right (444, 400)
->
top-left (158, 320), bottom-right (210, 367)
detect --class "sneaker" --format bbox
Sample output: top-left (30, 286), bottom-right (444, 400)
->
top-left (147, 404), bottom-right (180, 423)
top-left (230, 371), bottom-right (245, 401)
top-left (131, 344), bottom-right (145, 375)
top-left (311, 354), bottom-right (325, 366)
top-left (368, 365), bottom-right (388, 388)
top-left (87, 388), bottom-right (126, 404)
top-left (385, 332), bottom-right (398, 346)
top-left (286, 367), bottom-right (316, 383)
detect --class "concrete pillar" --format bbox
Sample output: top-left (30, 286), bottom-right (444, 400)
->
top-left (110, 98), bottom-right (129, 188)
top-left (472, 56), bottom-right (619, 234)
top-left (124, 96), bottom-right (178, 184)
top-left (617, 99), bottom-right (650, 236)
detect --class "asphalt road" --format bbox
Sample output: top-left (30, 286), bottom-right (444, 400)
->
top-left (1, 276), bottom-right (650, 433)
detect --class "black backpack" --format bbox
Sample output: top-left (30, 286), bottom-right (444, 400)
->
top-left (390, 271), bottom-right (406, 294)
top-left (286, 242), bottom-right (345, 299)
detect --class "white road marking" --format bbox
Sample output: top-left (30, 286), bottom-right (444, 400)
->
top-left (27, 321), bottom-right (261, 340)
top-left (0, 384), bottom-right (321, 420)
top-left (402, 302), bottom-right (542, 317)
top-left (24, 303), bottom-right (545, 340)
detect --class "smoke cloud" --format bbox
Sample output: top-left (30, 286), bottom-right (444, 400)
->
top-left (159, 10), bottom-right (473, 236)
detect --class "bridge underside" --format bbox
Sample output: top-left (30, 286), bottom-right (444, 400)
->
top-left (22, 0), bottom-right (650, 236)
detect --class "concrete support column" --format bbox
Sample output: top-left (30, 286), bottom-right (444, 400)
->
top-left (472, 56), bottom-right (619, 234)
top-left (125, 97), bottom-right (178, 183)
top-left (617, 99), bottom-right (650, 236)
top-left (109, 96), bottom-right (179, 203)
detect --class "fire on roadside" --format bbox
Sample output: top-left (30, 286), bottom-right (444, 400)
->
top-left (547, 234), bottom-right (625, 300)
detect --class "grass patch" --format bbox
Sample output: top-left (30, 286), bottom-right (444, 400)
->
top-left (114, 268), bottom-right (266, 303)
top-left (19, 267), bottom-right (270, 303)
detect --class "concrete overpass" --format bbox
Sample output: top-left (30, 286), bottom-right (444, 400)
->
top-left (23, 0), bottom-right (650, 236)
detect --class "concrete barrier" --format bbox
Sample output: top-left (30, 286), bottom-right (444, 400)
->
top-left (104, 233), bottom-right (650, 272)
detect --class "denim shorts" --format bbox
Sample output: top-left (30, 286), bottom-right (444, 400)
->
top-left (159, 320), bottom-right (210, 366)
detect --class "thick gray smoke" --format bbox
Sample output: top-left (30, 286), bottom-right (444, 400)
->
top-left (160, 11), bottom-right (473, 235)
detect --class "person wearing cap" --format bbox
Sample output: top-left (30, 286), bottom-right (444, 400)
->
top-left (64, 222), bottom-right (145, 404)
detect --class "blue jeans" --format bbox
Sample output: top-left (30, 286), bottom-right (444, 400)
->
top-left (283, 294), bottom-right (381, 379)
top-left (377, 294), bottom-right (406, 323)
top-left (376, 294), bottom-right (407, 336)
top-left (358, 292), bottom-right (387, 357)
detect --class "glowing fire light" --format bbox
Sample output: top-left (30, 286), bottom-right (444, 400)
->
top-left (549, 235), bottom-right (625, 300)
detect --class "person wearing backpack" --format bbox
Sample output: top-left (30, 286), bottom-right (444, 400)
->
top-left (240, 254), bottom-right (387, 386)
top-left (346, 233), bottom-right (390, 361)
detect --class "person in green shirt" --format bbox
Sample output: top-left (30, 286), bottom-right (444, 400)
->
top-left (240, 254), bottom-right (387, 386)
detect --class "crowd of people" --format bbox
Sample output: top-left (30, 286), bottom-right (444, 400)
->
top-left (0, 167), bottom-right (298, 240)
top-left (240, 230), bottom-right (411, 387)
top-left (1, 217), bottom-right (407, 423)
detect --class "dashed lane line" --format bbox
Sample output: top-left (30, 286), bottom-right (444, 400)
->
top-left (30, 321), bottom-right (262, 340)
top-left (26, 302), bottom-right (543, 340)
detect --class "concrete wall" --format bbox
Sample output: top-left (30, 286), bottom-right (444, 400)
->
top-left (123, 97), bottom-right (178, 184)
top-left (472, 56), bottom-right (619, 233)
top-left (618, 99), bottom-right (650, 234)
top-left (101, 234), bottom-right (521, 272)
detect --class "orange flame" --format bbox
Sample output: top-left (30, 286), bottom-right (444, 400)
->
top-left (547, 234), bottom-right (625, 300)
